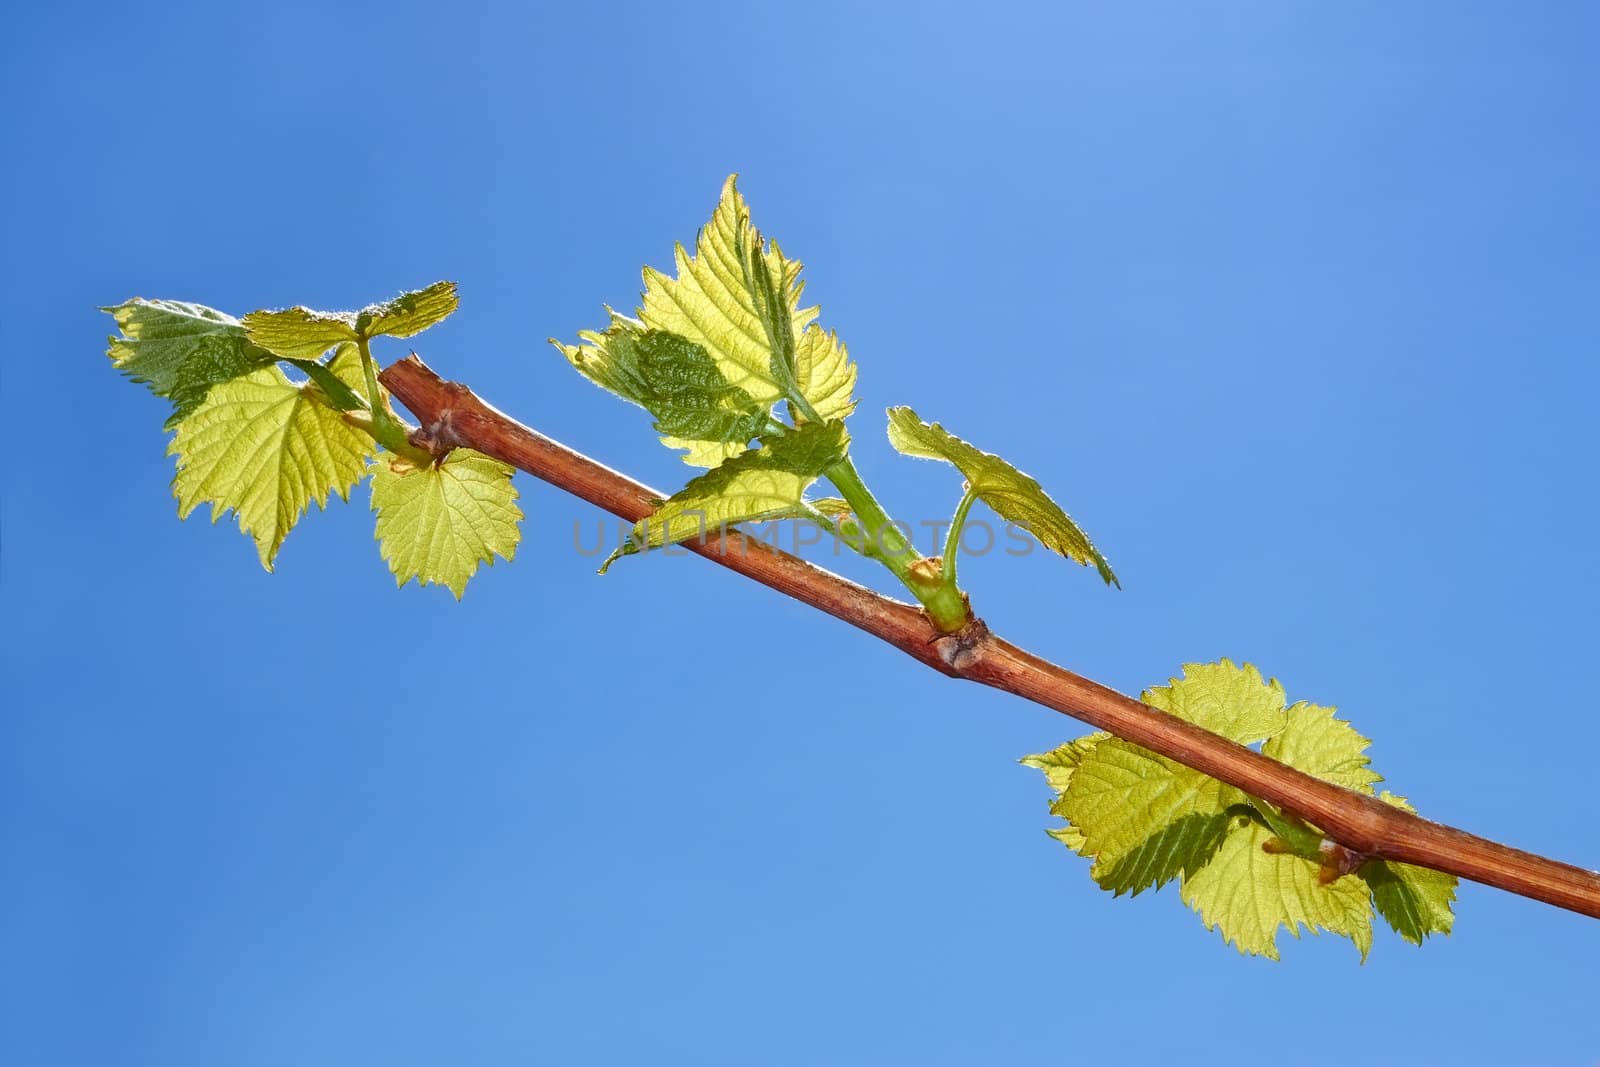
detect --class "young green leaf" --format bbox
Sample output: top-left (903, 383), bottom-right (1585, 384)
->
top-left (1143, 659), bottom-right (1289, 744)
top-left (603, 420), bottom-right (848, 571)
top-left (355, 280), bottom-right (459, 339)
top-left (103, 299), bottom-right (279, 427)
top-left (1056, 739), bottom-right (1246, 891)
top-left (369, 448), bottom-right (522, 598)
top-left (1362, 861), bottom-right (1457, 945)
top-left (1036, 664), bottom-right (1286, 889)
top-left (1021, 734), bottom-right (1105, 854)
top-left (1262, 701), bottom-right (1384, 794)
top-left (885, 407), bottom-right (1118, 587)
top-left (1094, 811), bottom-right (1237, 897)
top-left (1026, 662), bottom-right (1291, 877)
top-left (1021, 733), bottom-right (1108, 794)
top-left (1180, 814), bottom-right (1376, 961)
top-left (242, 282), bottom-right (458, 361)
top-left (635, 175), bottom-right (857, 461)
top-left (552, 316), bottom-right (768, 459)
top-left (168, 347), bottom-right (375, 569)
top-left (243, 307), bottom-right (360, 360)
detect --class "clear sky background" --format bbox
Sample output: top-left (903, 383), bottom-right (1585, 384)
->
top-left (4, 2), bottom-right (1597, 1064)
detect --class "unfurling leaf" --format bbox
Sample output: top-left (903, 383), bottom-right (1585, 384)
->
top-left (243, 282), bottom-right (459, 361)
top-left (370, 449), bottom-right (522, 598)
top-left (355, 280), bottom-right (459, 339)
top-left (103, 299), bottom-right (278, 428)
top-left (885, 406), bottom-right (1117, 587)
top-left (1026, 660), bottom-right (1455, 959)
top-left (552, 315), bottom-right (767, 458)
top-left (244, 307), bottom-right (359, 361)
top-left (168, 347), bottom-right (375, 569)
top-left (603, 420), bottom-right (848, 571)
top-left (562, 175), bottom-right (857, 466)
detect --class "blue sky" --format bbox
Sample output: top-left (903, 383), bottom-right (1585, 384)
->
top-left (4, 2), bottom-right (1598, 1063)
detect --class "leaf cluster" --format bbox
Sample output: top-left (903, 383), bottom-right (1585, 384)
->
top-left (103, 177), bottom-right (1470, 962)
top-left (553, 176), bottom-right (1116, 624)
top-left (1024, 660), bottom-right (1457, 959)
top-left (105, 283), bottom-right (520, 596)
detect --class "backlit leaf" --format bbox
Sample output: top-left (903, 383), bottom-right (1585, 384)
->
top-left (1059, 738), bottom-right (1245, 878)
top-left (168, 347), bottom-right (374, 569)
top-left (103, 299), bottom-right (278, 427)
top-left (886, 406), bottom-right (1117, 586)
top-left (244, 306), bottom-right (359, 361)
top-left (369, 448), bottom-right (522, 598)
top-left (1263, 701), bottom-right (1383, 794)
top-left (356, 280), bottom-right (459, 339)
top-left (1181, 815), bottom-right (1375, 961)
top-left (1142, 659), bottom-right (1287, 746)
top-left (635, 175), bottom-right (857, 462)
top-left (603, 420), bottom-right (847, 570)
top-left (553, 315), bottom-right (767, 461)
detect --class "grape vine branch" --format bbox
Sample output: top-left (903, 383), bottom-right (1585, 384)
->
top-left (105, 176), bottom-right (1599, 956)
top-left (381, 353), bottom-right (1600, 921)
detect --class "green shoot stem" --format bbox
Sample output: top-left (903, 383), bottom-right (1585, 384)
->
top-left (941, 483), bottom-right (981, 590)
top-left (823, 455), bottom-right (968, 632)
top-left (766, 407), bottom-right (966, 628)
top-left (1254, 801), bottom-right (1329, 861)
top-left (355, 336), bottom-right (435, 467)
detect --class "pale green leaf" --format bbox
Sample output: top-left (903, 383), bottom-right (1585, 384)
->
top-left (103, 299), bottom-right (278, 427)
top-left (1021, 733), bottom-right (1108, 794)
top-left (1181, 815), bottom-right (1375, 961)
top-left (1046, 827), bottom-right (1082, 849)
top-left (604, 421), bottom-right (847, 570)
top-left (658, 436), bottom-right (748, 468)
top-left (369, 449), bottom-right (522, 598)
top-left (1058, 738), bottom-right (1246, 871)
top-left (356, 280), bottom-right (459, 339)
top-left (552, 316), bottom-right (767, 460)
top-left (1037, 661), bottom-right (1289, 874)
top-left (1021, 733), bottom-right (1108, 853)
top-left (244, 306), bottom-right (359, 360)
top-left (636, 175), bottom-right (857, 463)
top-left (792, 306), bottom-right (856, 425)
top-left (1141, 659), bottom-right (1288, 745)
top-left (1094, 811), bottom-right (1236, 897)
top-left (885, 406), bottom-right (1117, 586)
top-left (169, 347), bottom-right (374, 569)
top-left (1263, 701), bottom-right (1384, 794)
top-left (1362, 861), bottom-right (1457, 945)
top-left (552, 311), bottom-right (652, 406)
